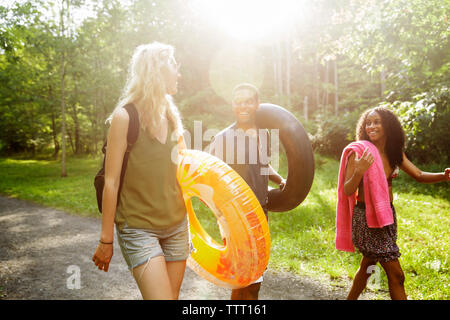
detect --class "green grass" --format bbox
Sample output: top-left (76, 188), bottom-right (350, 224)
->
top-left (0, 156), bottom-right (101, 217)
top-left (0, 154), bottom-right (449, 299)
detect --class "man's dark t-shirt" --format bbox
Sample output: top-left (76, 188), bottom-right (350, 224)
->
top-left (208, 123), bottom-right (271, 216)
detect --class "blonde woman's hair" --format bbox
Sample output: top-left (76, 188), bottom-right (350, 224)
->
top-left (107, 42), bottom-right (183, 138)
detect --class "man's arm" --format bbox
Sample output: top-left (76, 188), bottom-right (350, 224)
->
top-left (268, 164), bottom-right (286, 190)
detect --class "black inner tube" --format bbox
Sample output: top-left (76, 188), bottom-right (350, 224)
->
top-left (256, 103), bottom-right (315, 212)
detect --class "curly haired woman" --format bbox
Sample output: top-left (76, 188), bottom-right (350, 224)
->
top-left (336, 106), bottom-right (449, 300)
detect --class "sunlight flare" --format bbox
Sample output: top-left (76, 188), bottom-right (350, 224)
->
top-left (193, 0), bottom-right (304, 42)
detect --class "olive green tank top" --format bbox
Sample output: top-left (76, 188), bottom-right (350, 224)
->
top-left (115, 122), bottom-right (186, 231)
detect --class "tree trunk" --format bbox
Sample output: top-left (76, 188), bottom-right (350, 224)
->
top-left (93, 97), bottom-right (98, 155)
top-left (314, 54), bottom-right (320, 110)
top-left (51, 111), bottom-right (60, 160)
top-left (61, 56), bottom-right (67, 177)
top-left (324, 59), bottom-right (329, 107)
top-left (92, 56), bottom-right (100, 154)
top-left (303, 96), bottom-right (308, 122)
top-left (272, 45), bottom-right (278, 96)
top-left (276, 41), bottom-right (283, 99)
top-left (60, 0), bottom-right (67, 177)
top-left (285, 38), bottom-right (291, 107)
top-left (71, 81), bottom-right (81, 155)
top-left (380, 67), bottom-right (386, 98)
top-left (67, 130), bottom-right (74, 154)
top-left (334, 59), bottom-right (339, 116)
top-left (48, 85), bottom-right (60, 160)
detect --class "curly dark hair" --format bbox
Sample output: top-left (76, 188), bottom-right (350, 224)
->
top-left (356, 106), bottom-right (405, 169)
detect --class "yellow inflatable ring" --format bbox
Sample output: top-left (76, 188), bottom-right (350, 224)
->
top-left (177, 149), bottom-right (271, 289)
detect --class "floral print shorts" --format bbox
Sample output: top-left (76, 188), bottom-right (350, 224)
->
top-left (352, 202), bottom-right (401, 263)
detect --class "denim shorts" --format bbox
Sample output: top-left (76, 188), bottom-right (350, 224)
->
top-left (116, 216), bottom-right (191, 271)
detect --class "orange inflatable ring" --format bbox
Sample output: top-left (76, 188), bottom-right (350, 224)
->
top-left (177, 149), bottom-right (271, 289)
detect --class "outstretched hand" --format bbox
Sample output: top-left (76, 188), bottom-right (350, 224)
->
top-left (355, 147), bottom-right (374, 175)
top-left (445, 168), bottom-right (450, 181)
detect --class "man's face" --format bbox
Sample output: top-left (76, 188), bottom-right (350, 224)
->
top-left (232, 89), bottom-right (259, 125)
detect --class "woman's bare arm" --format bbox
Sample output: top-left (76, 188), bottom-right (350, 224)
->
top-left (100, 108), bottom-right (129, 242)
top-left (92, 108), bottom-right (129, 272)
top-left (400, 152), bottom-right (450, 183)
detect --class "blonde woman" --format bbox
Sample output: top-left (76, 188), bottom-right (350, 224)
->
top-left (92, 42), bottom-right (189, 300)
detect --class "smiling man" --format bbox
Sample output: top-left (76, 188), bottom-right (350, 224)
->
top-left (207, 83), bottom-right (285, 300)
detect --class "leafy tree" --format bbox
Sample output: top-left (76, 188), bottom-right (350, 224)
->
top-left (383, 86), bottom-right (450, 163)
top-left (0, 0), bottom-right (448, 164)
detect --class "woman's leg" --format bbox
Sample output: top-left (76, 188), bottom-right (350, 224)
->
top-left (158, 217), bottom-right (190, 299)
top-left (379, 259), bottom-right (407, 300)
top-left (166, 260), bottom-right (187, 299)
top-left (347, 256), bottom-right (377, 300)
top-left (132, 255), bottom-right (174, 300)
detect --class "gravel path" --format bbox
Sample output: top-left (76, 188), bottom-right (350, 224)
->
top-left (0, 195), bottom-right (377, 300)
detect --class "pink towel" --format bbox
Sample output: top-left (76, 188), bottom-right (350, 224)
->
top-left (335, 140), bottom-right (393, 252)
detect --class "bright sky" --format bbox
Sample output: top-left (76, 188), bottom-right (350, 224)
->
top-left (192, 0), bottom-right (306, 43)
top-left (3, 0), bottom-right (306, 42)
top-left (191, 0), bottom-right (307, 100)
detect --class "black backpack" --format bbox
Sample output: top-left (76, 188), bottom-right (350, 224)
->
top-left (94, 103), bottom-right (139, 213)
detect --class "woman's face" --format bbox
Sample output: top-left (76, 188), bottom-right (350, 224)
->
top-left (162, 55), bottom-right (180, 95)
top-left (365, 111), bottom-right (385, 142)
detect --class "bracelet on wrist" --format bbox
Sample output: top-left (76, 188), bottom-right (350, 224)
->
top-left (99, 240), bottom-right (113, 245)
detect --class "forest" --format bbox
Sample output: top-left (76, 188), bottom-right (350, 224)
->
top-left (1, 0), bottom-right (450, 300)
top-left (1, 0), bottom-right (448, 169)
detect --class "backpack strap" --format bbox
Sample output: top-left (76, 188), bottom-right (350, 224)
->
top-left (117, 103), bottom-right (139, 204)
top-left (123, 103), bottom-right (139, 150)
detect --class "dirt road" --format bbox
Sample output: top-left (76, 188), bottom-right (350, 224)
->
top-left (0, 195), bottom-right (377, 300)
